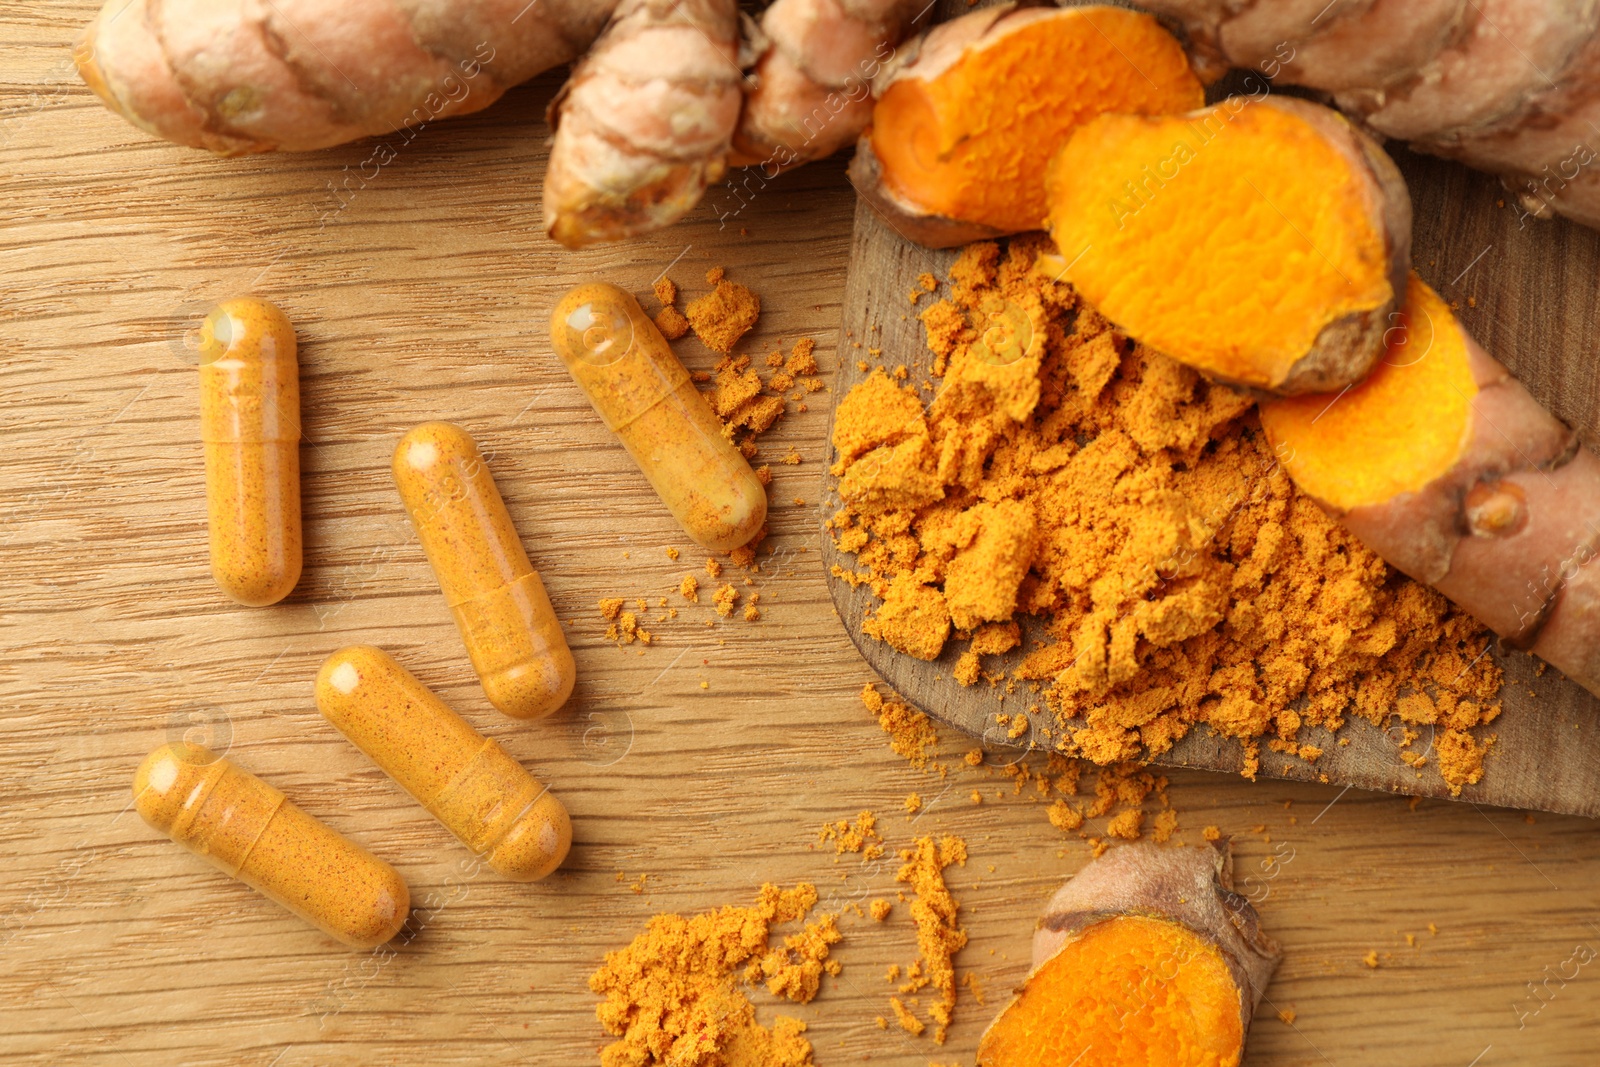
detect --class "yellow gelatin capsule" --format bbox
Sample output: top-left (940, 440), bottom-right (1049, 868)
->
top-left (392, 422), bottom-right (576, 720)
top-left (198, 298), bottom-right (302, 605)
top-left (549, 283), bottom-right (767, 551)
top-left (315, 645), bottom-right (572, 882)
top-left (133, 742), bottom-right (409, 948)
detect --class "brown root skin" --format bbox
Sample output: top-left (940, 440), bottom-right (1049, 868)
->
top-left (847, 135), bottom-right (1015, 249)
top-left (1144, 0), bottom-right (1600, 230)
top-left (1030, 841), bottom-right (1280, 1017)
top-left (732, 0), bottom-right (919, 170)
top-left (542, 0), bottom-right (743, 248)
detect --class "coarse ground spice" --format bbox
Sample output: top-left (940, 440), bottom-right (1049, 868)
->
top-left (830, 238), bottom-right (1503, 793)
top-left (589, 883), bottom-right (840, 1067)
top-left (893, 835), bottom-right (968, 1044)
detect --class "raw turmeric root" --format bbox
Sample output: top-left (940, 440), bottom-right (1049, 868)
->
top-left (73, 0), bottom-right (611, 154)
top-left (1137, 0), bottom-right (1600, 229)
top-left (1261, 273), bottom-right (1600, 699)
top-left (978, 842), bottom-right (1280, 1067)
top-left (733, 0), bottom-right (920, 172)
top-left (542, 0), bottom-right (743, 247)
top-left (1045, 96), bottom-right (1411, 395)
top-left (850, 4), bottom-right (1203, 248)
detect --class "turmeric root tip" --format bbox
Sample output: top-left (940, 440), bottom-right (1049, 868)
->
top-left (1046, 96), bottom-right (1411, 395)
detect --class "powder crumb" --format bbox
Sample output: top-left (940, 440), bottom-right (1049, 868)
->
top-left (817, 811), bottom-right (884, 860)
top-left (666, 547), bottom-right (680, 561)
top-left (889, 997), bottom-right (924, 1036)
top-left (680, 575), bottom-right (700, 602)
top-left (964, 749), bottom-right (984, 767)
top-left (1106, 808), bottom-right (1144, 840)
top-left (706, 266), bottom-right (724, 285)
top-left (886, 963), bottom-right (901, 982)
top-left (1150, 808), bottom-right (1179, 843)
top-left (713, 584), bottom-right (740, 618)
top-left (1047, 799), bottom-right (1083, 833)
top-left (654, 276), bottom-right (677, 307)
top-left (862, 684), bottom-right (941, 770)
top-left (1278, 1007), bottom-right (1297, 1025)
top-left (871, 900), bottom-right (893, 922)
top-left (875, 1016), bottom-right (889, 1030)
top-left (707, 558), bottom-right (723, 579)
top-left (1363, 951), bottom-right (1380, 969)
top-left (1405, 933), bottom-right (1417, 947)
top-left (687, 276), bottom-right (760, 354)
top-left (588, 883), bottom-right (827, 1067)
top-left (1428, 922), bottom-right (1439, 935)
top-left (1202, 825), bottom-right (1222, 842)
top-left (598, 597), bottom-right (626, 621)
top-left (904, 792), bottom-right (923, 814)
top-left (896, 835), bottom-right (968, 1044)
top-left (744, 603), bottom-right (761, 622)
top-left (655, 305), bottom-right (690, 341)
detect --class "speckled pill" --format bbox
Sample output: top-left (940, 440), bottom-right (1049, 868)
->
top-left (549, 283), bottom-right (767, 551)
top-left (133, 742), bottom-right (409, 948)
top-left (315, 645), bottom-right (572, 881)
top-left (198, 298), bottom-right (302, 605)
top-left (392, 422), bottom-right (576, 720)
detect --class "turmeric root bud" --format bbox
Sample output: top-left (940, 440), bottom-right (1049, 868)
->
top-left (851, 4), bottom-right (1203, 248)
top-left (543, 0), bottom-right (743, 248)
top-left (979, 842), bottom-right (1280, 1067)
top-left (1047, 96), bottom-right (1412, 396)
top-left (1262, 274), bottom-right (1600, 699)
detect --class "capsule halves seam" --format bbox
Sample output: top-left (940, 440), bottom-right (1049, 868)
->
top-left (392, 422), bottom-right (576, 720)
top-left (315, 645), bottom-right (572, 882)
top-left (133, 742), bottom-right (409, 948)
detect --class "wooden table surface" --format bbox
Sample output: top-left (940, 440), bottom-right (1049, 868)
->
top-left (5, 6), bottom-right (1600, 1065)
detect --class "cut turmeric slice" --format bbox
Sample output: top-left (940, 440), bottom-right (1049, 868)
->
top-left (851, 4), bottom-right (1202, 247)
top-left (978, 842), bottom-right (1279, 1067)
top-left (1262, 273), bottom-right (1600, 697)
top-left (1046, 96), bottom-right (1411, 395)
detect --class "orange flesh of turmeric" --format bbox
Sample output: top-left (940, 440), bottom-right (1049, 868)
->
top-left (978, 916), bottom-right (1243, 1067)
top-left (1048, 102), bottom-right (1392, 386)
top-left (1260, 276), bottom-right (1476, 511)
top-left (873, 7), bottom-right (1202, 233)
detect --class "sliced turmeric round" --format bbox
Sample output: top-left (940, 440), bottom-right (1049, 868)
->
top-left (1262, 273), bottom-right (1600, 695)
top-left (850, 3), bottom-right (1203, 247)
top-left (1046, 96), bottom-right (1412, 395)
top-left (978, 842), bottom-right (1279, 1067)
top-left (1260, 273), bottom-right (1475, 513)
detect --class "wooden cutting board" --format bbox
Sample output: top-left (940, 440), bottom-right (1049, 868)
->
top-left (822, 146), bottom-right (1600, 817)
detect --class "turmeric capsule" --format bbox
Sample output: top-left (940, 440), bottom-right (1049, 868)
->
top-left (315, 645), bottom-right (572, 881)
top-left (549, 283), bottom-right (767, 551)
top-left (392, 422), bottom-right (576, 720)
top-left (198, 298), bottom-right (302, 605)
top-left (133, 742), bottom-right (409, 948)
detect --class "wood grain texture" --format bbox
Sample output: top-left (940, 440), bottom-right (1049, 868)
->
top-left (2, 4), bottom-right (1600, 1066)
top-left (821, 183), bottom-right (1600, 816)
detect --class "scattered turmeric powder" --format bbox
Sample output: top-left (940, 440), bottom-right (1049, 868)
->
top-left (829, 238), bottom-right (1503, 792)
top-left (896, 835), bottom-right (968, 1044)
top-left (817, 811), bottom-right (884, 859)
top-left (862, 684), bottom-right (941, 770)
top-left (713, 584), bottom-right (740, 618)
top-left (589, 883), bottom-right (834, 1067)
top-left (871, 899), bottom-right (893, 921)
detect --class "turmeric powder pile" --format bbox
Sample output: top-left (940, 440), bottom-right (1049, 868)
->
top-left (830, 238), bottom-right (1503, 792)
top-left (589, 883), bottom-right (841, 1067)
